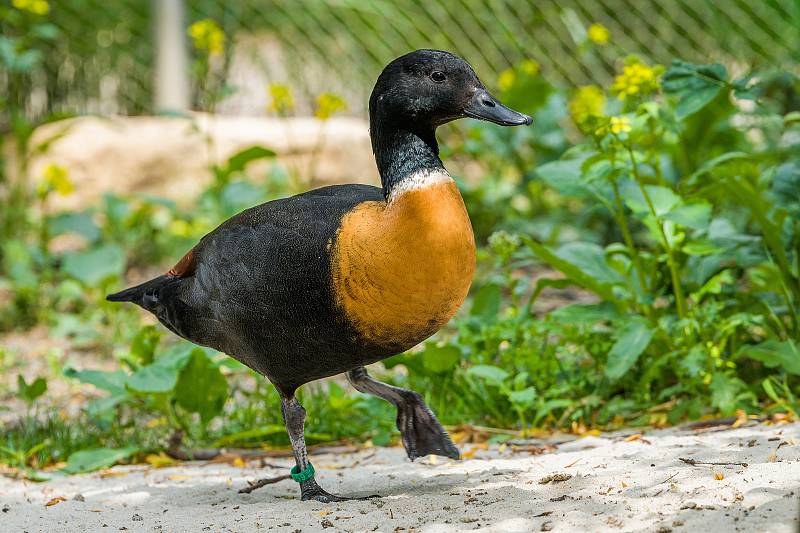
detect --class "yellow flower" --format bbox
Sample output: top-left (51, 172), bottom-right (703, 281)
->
top-left (520, 60), bottom-right (539, 76)
top-left (568, 85), bottom-right (606, 127)
top-left (587, 23), bottom-right (610, 45)
top-left (41, 164), bottom-right (73, 196)
top-left (169, 220), bottom-right (193, 238)
top-left (609, 116), bottom-right (632, 134)
top-left (267, 83), bottom-right (294, 115)
top-left (13, 0), bottom-right (49, 15)
top-left (612, 57), bottom-right (663, 101)
top-left (497, 69), bottom-right (516, 92)
top-left (314, 93), bottom-right (347, 120)
top-left (187, 19), bottom-right (225, 55)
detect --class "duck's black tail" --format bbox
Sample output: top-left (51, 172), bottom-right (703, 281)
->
top-left (107, 275), bottom-right (190, 338)
top-left (106, 275), bottom-right (176, 310)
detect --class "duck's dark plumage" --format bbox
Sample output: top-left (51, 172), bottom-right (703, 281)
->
top-left (108, 49), bottom-right (532, 502)
top-left (108, 183), bottom-right (390, 393)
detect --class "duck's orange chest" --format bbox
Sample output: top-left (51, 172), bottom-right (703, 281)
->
top-left (331, 180), bottom-right (476, 351)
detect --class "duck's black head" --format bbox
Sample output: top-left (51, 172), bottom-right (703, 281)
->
top-left (370, 49), bottom-right (532, 129)
top-left (370, 50), bottom-right (532, 197)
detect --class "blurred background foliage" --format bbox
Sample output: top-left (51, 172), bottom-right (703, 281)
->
top-left (1, 0), bottom-right (798, 120)
top-left (1, 0), bottom-right (799, 477)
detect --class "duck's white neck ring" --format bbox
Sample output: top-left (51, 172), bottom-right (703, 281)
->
top-left (386, 168), bottom-right (454, 203)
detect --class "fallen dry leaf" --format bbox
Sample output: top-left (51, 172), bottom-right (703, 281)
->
top-left (461, 448), bottom-right (477, 459)
top-left (624, 434), bottom-right (642, 442)
top-left (232, 457), bottom-right (246, 468)
top-left (167, 474), bottom-right (190, 481)
top-left (539, 473), bottom-right (572, 484)
top-left (145, 453), bottom-right (176, 468)
top-left (99, 471), bottom-right (129, 479)
top-left (45, 496), bottom-right (66, 507)
top-left (714, 472), bottom-right (724, 480)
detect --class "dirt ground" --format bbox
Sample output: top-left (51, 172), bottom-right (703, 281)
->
top-left (1, 422), bottom-right (798, 533)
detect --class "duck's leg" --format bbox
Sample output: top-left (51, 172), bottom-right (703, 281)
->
top-left (347, 367), bottom-right (459, 460)
top-left (280, 394), bottom-right (371, 502)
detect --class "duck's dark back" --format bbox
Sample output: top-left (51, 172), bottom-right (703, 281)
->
top-left (153, 183), bottom-right (393, 393)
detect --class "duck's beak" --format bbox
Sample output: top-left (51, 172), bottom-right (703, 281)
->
top-left (463, 89), bottom-right (532, 126)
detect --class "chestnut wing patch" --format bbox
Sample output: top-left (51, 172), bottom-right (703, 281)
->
top-left (167, 248), bottom-right (196, 278)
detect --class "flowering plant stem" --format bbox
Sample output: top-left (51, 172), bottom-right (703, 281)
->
top-left (626, 145), bottom-right (687, 320)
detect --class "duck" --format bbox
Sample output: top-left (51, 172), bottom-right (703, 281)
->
top-left (107, 49), bottom-right (531, 502)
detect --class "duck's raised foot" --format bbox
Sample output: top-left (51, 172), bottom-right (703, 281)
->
top-left (398, 391), bottom-right (460, 461)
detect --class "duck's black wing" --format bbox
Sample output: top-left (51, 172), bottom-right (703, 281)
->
top-left (107, 183), bottom-right (385, 392)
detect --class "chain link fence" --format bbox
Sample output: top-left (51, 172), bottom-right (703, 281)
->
top-left (2, 0), bottom-right (799, 120)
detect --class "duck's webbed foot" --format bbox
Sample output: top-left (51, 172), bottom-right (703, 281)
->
top-left (279, 393), bottom-right (380, 502)
top-left (347, 367), bottom-right (460, 461)
top-left (300, 478), bottom-right (378, 502)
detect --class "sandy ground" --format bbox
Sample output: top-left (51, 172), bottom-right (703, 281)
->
top-left (1, 423), bottom-right (798, 533)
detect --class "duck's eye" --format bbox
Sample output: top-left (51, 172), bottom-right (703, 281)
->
top-left (430, 71), bottom-right (446, 83)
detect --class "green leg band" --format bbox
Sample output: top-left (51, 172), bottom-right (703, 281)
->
top-left (290, 462), bottom-right (315, 483)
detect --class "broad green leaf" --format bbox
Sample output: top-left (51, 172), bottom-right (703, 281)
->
top-left (421, 344), bottom-right (461, 374)
top-left (87, 395), bottom-right (128, 417)
top-left (687, 152), bottom-right (750, 183)
top-left (555, 242), bottom-right (623, 285)
top-left (61, 447), bottom-right (137, 474)
top-left (17, 375), bottom-right (47, 404)
top-left (2, 240), bottom-right (37, 288)
top-left (605, 319), bottom-right (654, 381)
top-left (709, 373), bottom-right (743, 416)
top-left (64, 368), bottom-right (127, 396)
top-left (664, 201), bottom-right (712, 230)
top-left (126, 347), bottom-right (192, 393)
top-left (680, 346), bottom-right (705, 378)
top-left (549, 302), bottom-right (619, 324)
top-left (381, 352), bottom-right (426, 376)
top-left (129, 325), bottom-right (161, 367)
top-left (221, 180), bottom-right (264, 214)
top-left (223, 145), bottom-right (276, 175)
top-left (175, 350), bottom-right (228, 424)
top-left (508, 386), bottom-right (537, 408)
top-left (524, 237), bottom-right (619, 303)
top-left (471, 283), bottom-right (502, 318)
top-left (761, 379), bottom-right (780, 403)
top-left (620, 181), bottom-right (681, 217)
top-left (467, 365), bottom-right (510, 386)
top-left (48, 212), bottom-right (101, 242)
top-left (772, 162), bottom-right (800, 215)
top-left (682, 239), bottom-right (726, 256)
top-left (662, 60), bottom-right (728, 118)
top-left (739, 340), bottom-right (800, 376)
top-left (62, 244), bottom-right (125, 286)
top-left (691, 270), bottom-right (734, 301)
top-left (535, 157), bottom-right (586, 196)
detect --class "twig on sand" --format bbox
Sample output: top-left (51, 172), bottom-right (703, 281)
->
top-left (658, 471), bottom-right (679, 485)
top-left (238, 474), bottom-right (293, 494)
top-left (679, 457), bottom-right (748, 467)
